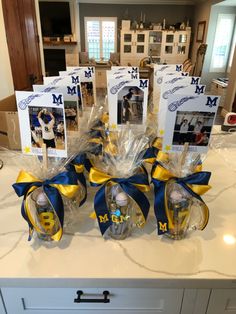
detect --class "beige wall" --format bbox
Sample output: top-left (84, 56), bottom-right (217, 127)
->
top-left (0, 0), bottom-right (14, 100)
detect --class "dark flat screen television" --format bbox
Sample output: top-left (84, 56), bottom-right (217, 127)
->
top-left (39, 1), bottom-right (72, 37)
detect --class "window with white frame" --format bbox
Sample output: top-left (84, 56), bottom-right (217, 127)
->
top-left (210, 13), bottom-right (235, 72)
top-left (84, 17), bottom-right (117, 61)
top-left (227, 26), bottom-right (236, 72)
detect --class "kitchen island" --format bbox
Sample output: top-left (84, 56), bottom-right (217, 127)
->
top-left (0, 144), bottom-right (236, 314)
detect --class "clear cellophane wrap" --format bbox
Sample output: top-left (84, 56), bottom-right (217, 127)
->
top-left (152, 149), bottom-right (210, 239)
top-left (89, 126), bottom-right (150, 239)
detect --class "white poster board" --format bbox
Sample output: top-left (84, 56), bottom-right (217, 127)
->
top-left (107, 79), bottom-right (149, 130)
top-left (158, 78), bottom-right (206, 136)
top-left (33, 84), bottom-right (81, 132)
top-left (163, 94), bottom-right (220, 154)
top-left (16, 91), bottom-right (67, 158)
top-left (44, 74), bottom-right (95, 108)
top-left (153, 64), bottom-right (186, 111)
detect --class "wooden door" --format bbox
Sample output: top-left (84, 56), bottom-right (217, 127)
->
top-left (2, 0), bottom-right (42, 91)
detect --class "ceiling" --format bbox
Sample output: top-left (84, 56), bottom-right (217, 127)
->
top-left (77, 0), bottom-right (203, 4)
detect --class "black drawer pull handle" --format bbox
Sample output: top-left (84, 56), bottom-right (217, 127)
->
top-left (74, 290), bottom-right (110, 303)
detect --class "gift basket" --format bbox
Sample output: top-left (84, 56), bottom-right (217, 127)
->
top-left (151, 145), bottom-right (211, 239)
top-left (11, 98), bottom-right (109, 242)
top-left (12, 149), bottom-right (79, 242)
top-left (89, 127), bottom-right (151, 239)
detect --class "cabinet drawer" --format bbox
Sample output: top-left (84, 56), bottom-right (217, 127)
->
top-left (207, 289), bottom-right (236, 314)
top-left (1, 287), bottom-right (183, 314)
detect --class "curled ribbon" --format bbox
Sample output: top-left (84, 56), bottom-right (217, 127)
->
top-left (66, 153), bottom-right (93, 206)
top-left (142, 137), bottom-right (162, 164)
top-left (91, 112), bottom-right (109, 129)
top-left (88, 130), bottom-right (104, 155)
top-left (89, 167), bottom-right (150, 235)
top-left (12, 170), bottom-right (79, 241)
top-left (151, 159), bottom-right (211, 235)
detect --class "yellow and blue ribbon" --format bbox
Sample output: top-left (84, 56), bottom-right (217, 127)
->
top-left (151, 159), bottom-right (211, 235)
top-left (90, 112), bottom-right (109, 129)
top-left (87, 130), bottom-right (104, 155)
top-left (66, 153), bottom-right (93, 206)
top-left (12, 170), bottom-right (79, 241)
top-left (141, 137), bottom-right (162, 164)
top-left (89, 167), bottom-right (150, 235)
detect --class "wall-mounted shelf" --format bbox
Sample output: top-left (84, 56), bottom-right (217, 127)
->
top-left (43, 40), bottom-right (77, 46)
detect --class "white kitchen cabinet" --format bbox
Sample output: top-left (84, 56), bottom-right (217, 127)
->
top-left (160, 30), bottom-right (191, 64)
top-left (4, 287), bottom-right (236, 314)
top-left (210, 78), bottom-right (228, 107)
top-left (207, 289), bottom-right (236, 314)
top-left (1, 287), bottom-right (183, 314)
top-left (120, 29), bottom-right (191, 66)
top-left (120, 30), bottom-right (149, 66)
top-left (148, 30), bottom-right (162, 63)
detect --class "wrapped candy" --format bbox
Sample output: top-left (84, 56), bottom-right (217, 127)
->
top-left (89, 127), bottom-right (151, 239)
top-left (152, 148), bottom-right (211, 239)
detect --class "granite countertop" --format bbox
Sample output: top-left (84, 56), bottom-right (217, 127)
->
top-left (0, 142), bottom-right (236, 288)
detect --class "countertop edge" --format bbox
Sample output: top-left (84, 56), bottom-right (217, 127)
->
top-left (1, 278), bottom-right (236, 289)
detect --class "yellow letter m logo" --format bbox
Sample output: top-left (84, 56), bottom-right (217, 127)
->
top-left (158, 221), bottom-right (167, 232)
top-left (99, 214), bottom-right (109, 223)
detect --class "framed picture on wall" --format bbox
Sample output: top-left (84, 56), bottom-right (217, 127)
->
top-left (196, 21), bottom-right (206, 43)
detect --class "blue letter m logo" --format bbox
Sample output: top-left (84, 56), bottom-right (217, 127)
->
top-left (72, 76), bottom-right (79, 84)
top-left (84, 71), bottom-right (92, 78)
top-left (139, 80), bottom-right (148, 89)
top-left (176, 65), bottom-right (182, 72)
top-left (88, 67), bottom-right (94, 73)
top-left (195, 85), bottom-right (205, 95)
top-left (191, 77), bottom-right (200, 85)
top-left (206, 96), bottom-right (218, 108)
top-left (52, 94), bottom-right (63, 105)
top-left (67, 86), bottom-right (77, 95)
top-left (131, 74), bottom-right (138, 79)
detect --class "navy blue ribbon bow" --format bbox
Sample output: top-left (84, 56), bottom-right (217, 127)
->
top-left (89, 168), bottom-right (150, 235)
top-left (152, 161), bottom-right (211, 235)
top-left (12, 170), bottom-right (78, 240)
top-left (66, 153), bottom-right (93, 206)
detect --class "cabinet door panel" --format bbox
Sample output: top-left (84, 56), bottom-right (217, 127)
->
top-left (181, 289), bottom-right (210, 314)
top-left (2, 287), bottom-right (183, 314)
top-left (207, 289), bottom-right (236, 314)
